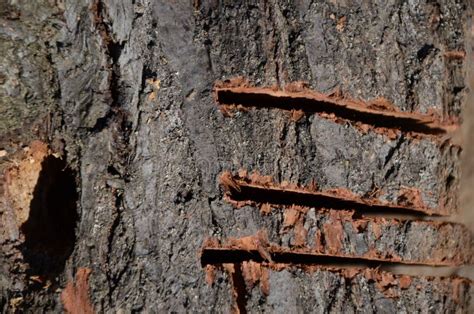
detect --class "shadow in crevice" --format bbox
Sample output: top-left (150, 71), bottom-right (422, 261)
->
top-left (20, 155), bottom-right (78, 279)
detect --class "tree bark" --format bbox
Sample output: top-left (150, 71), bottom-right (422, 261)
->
top-left (0, 0), bottom-right (471, 312)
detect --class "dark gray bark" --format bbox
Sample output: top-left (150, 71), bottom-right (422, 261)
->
top-left (201, 206), bottom-right (472, 265)
top-left (244, 267), bottom-right (470, 313)
top-left (0, 0), bottom-right (471, 312)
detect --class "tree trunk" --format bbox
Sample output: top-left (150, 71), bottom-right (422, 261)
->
top-left (0, 0), bottom-right (471, 312)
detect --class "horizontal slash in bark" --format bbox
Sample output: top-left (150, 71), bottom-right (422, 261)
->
top-left (205, 260), bottom-right (471, 287)
top-left (213, 78), bottom-right (458, 138)
top-left (230, 206), bottom-right (471, 266)
top-left (200, 225), bottom-right (471, 267)
top-left (444, 50), bottom-right (466, 60)
top-left (219, 171), bottom-right (449, 216)
top-left (201, 247), bottom-right (457, 267)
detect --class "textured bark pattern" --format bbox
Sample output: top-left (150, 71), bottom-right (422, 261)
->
top-left (202, 207), bottom-right (472, 266)
top-left (243, 266), bottom-right (470, 313)
top-left (0, 2), bottom-right (60, 148)
top-left (0, 0), bottom-right (471, 312)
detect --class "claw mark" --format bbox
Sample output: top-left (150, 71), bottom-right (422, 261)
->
top-left (214, 79), bottom-right (458, 139)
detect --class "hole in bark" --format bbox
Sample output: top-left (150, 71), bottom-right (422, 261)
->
top-left (417, 44), bottom-right (435, 61)
top-left (446, 174), bottom-right (455, 190)
top-left (20, 155), bottom-right (78, 277)
top-left (107, 165), bottom-right (121, 176)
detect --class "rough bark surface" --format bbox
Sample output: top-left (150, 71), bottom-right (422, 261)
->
top-left (243, 266), bottom-right (470, 313)
top-left (0, 0), bottom-right (471, 312)
top-left (201, 207), bottom-right (472, 266)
